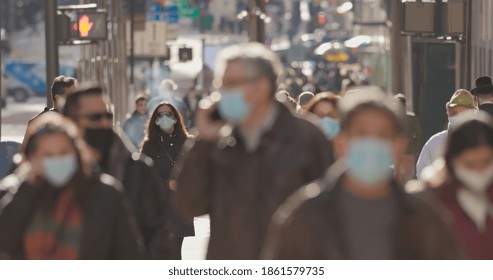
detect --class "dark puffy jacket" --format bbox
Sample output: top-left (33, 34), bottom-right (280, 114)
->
top-left (141, 133), bottom-right (194, 239)
top-left (105, 130), bottom-right (171, 259)
top-left (0, 173), bottom-right (144, 259)
top-left (176, 103), bottom-right (334, 259)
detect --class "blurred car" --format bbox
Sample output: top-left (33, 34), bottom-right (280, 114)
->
top-left (5, 59), bottom-right (76, 103)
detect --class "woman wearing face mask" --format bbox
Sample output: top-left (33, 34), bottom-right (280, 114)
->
top-left (141, 102), bottom-right (194, 260)
top-left (304, 92), bottom-right (341, 140)
top-left (414, 111), bottom-right (493, 259)
top-left (303, 92), bottom-right (342, 158)
top-left (0, 113), bottom-right (143, 259)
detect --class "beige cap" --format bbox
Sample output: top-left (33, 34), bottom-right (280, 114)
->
top-left (447, 89), bottom-right (477, 109)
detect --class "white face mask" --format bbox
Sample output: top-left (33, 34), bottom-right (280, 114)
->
top-left (454, 163), bottom-right (493, 193)
top-left (41, 154), bottom-right (78, 188)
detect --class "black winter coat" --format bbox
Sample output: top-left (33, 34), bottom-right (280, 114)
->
top-left (104, 131), bottom-right (171, 259)
top-left (141, 132), bottom-right (195, 238)
top-left (0, 173), bottom-right (144, 259)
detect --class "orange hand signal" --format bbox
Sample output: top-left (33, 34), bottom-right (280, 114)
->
top-left (78, 15), bottom-right (94, 37)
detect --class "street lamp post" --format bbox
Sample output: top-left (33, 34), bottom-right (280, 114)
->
top-left (45, 0), bottom-right (59, 109)
top-left (248, 0), bottom-right (265, 43)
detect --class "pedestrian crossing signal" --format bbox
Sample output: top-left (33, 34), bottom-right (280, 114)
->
top-left (74, 11), bottom-right (107, 40)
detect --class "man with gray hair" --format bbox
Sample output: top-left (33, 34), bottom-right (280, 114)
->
top-left (175, 42), bottom-right (334, 259)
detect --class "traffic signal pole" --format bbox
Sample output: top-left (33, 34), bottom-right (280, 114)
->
top-left (248, 0), bottom-right (265, 43)
top-left (45, 0), bottom-right (59, 109)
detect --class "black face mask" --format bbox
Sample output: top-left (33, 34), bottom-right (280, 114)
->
top-left (84, 128), bottom-right (115, 153)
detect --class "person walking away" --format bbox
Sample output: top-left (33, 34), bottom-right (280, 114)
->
top-left (22, 76), bottom-right (77, 146)
top-left (263, 88), bottom-right (463, 259)
top-left (123, 94), bottom-right (149, 149)
top-left (0, 113), bottom-right (143, 259)
top-left (394, 93), bottom-right (422, 183)
top-left (174, 42), bottom-right (334, 259)
top-left (471, 76), bottom-right (493, 118)
top-left (141, 102), bottom-right (194, 259)
top-left (62, 84), bottom-right (170, 259)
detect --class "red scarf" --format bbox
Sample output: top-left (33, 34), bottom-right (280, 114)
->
top-left (23, 187), bottom-right (82, 260)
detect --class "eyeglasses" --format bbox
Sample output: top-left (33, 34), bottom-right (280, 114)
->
top-left (81, 112), bottom-right (114, 122)
top-left (156, 111), bottom-right (174, 118)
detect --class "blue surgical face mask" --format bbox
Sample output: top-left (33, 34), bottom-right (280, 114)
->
top-left (448, 116), bottom-right (459, 130)
top-left (41, 154), bottom-right (78, 188)
top-left (156, 115), bottom-right (175, 131)
top-left (218, 90), bottom-right (251, 123)
top-left (318, 117), bottom-right (340, 140)
top-left (346, 137), bottom-right (394, 186)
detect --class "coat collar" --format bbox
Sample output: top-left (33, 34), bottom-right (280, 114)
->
top-left (218, 102), bottom-right (294, 151)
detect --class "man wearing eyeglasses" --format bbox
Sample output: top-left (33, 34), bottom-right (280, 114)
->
top-left (62, 84), bottom-right (171, 259)
top-left (174, 42), bottom-right (334, 259)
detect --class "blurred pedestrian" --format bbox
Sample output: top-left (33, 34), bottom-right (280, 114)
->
top-left (175, 42), bottom-right (334, 259)
top-left (148, 79), bottom-right (191, 129)
top-left (410, 111), bottom-right (493, 259)
top-left (264, 88), bottom-right (463, 259)
top-left (416, 89), bottom-right (477, 179)
top-left (0, 113), bottom-right (143, 259)
top-left (123, 94), bottom-right (149, 149)
top-left (394, 93), bottom-right (422, 183)
top-left (141, 102), bottom-right (194, 260)
top-left (471, 76), bottom-right (493, 117)
top-left (22, 76), bottom-right (77, 146)
top-left (304, 92), bottom-right (341, 141)
top-left (62, 84), bottom-right (170, 259)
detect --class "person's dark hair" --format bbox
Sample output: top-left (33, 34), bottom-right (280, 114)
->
top-left (51, 75), bottom-right (77, 103)
top-left (444, 111), bottom-right (493, 174)
top-left (62, 83), bottom-right (106, 120)
top-left (20, 112), bottom-right (93, 207)
top-left (305, 92), bottom-right (340, 115)
top-left (140, 102), bottom-right (190, 151)
top-left (216, 42), bottom-right (283, 96)
top-left (339, 86), bottom-right (404, 134)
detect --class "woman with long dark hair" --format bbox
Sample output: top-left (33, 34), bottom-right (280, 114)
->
top-left (141, 101), bottom-right (194, 260)
top-left (0, 113), bottom-right (143, 259)
top-left (412, 111), bottom-right (493, 259)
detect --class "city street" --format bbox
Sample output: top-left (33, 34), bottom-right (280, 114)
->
top-left (0, 96), bottom-right (211, 260)
top-left (0, 97), bottom-right (46, 142)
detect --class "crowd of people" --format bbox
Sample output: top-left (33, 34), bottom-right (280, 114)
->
top-left (1, 42), bottom-right (493, 260)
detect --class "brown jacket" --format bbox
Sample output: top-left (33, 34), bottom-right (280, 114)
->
top-left (175, 103), bottom-right (333, 259)
top-left (269, 175), bottom-right (464, 260)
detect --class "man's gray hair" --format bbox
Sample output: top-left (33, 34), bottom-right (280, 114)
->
top-left (215, 42), bottom-right (284, 95)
